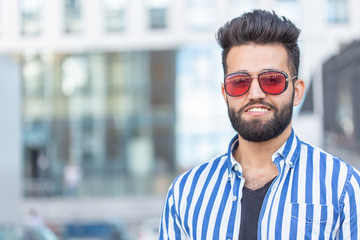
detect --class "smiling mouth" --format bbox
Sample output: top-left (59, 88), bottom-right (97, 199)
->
top-left (246, 107), bottom-right (270, 113)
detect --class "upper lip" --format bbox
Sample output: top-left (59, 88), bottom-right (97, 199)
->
top-left (244, 105), bottom-right (271, 112)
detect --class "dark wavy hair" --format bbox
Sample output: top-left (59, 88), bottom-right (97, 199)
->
top-left (216, 9), bottom-right (301, 76)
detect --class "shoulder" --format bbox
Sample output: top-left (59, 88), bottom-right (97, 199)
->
top-left (299, 140), bottom-right (360, 190)
top-left (168, 153), bottom-right (229, 198)
top-left (299, 140), bottom-right (350, 168)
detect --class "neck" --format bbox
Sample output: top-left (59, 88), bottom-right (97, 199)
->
top-left (233, 125), bottom-right (292, 189)
top-left (234, 125), bottom-right (292, 166)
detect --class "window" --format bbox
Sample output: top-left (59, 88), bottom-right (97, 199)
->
top-left (20, 0), bottom-right (42, 36)
top-left (103, 0), bottom-right (127, 32)
top-left (145, 0), bottom-right (169, 30)
top-left (65, 0), bottom-right (82, 33)
top-left (328, 0), bottom-right (348, 23)
top-left (149, 8), bottom-right (167, 29)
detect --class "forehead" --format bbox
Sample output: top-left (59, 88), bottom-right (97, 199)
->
top-left (226, 43), bottom-right (289, 74)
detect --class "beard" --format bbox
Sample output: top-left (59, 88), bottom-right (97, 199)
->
top-left (227, 97), bottom-right (294, 142)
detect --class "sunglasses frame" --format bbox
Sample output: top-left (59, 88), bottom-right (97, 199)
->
top-left (224, 70), bottom-right (297, 97)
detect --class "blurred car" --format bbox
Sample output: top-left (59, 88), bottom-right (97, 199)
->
top-left (62, 220), bottom-right (132, 240)
top-left (0, 225), bottom-right (59, 240)
top-left (137, 218), bottom-right (159, 240)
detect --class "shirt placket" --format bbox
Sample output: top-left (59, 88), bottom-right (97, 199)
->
top-left (226, 164), bottom-right (244, 240)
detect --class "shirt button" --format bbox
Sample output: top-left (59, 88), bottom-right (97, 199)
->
top-left (232, 196), bottom-right (237, 201)
top-left (234, 164), bottom-right (239, 171)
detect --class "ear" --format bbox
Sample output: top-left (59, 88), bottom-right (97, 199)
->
top-left (293, 79), bottom-right (305, 106)
top-left (221, 83), bottom-right (228, 103)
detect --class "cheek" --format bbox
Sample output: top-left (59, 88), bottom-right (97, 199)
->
top-left (226, 97), bottom-right (245, 109)
top-left (278, 95), bottom-right (294, 112)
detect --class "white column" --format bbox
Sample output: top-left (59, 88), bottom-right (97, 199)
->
top-left (0, 55), bottom-right (22, 224)
top-left (1, 1), bottom-right (21, 46)
top-left (43, 0), bottom-right (64, 45)
top-left (82, 0), bottom-right (104, 41)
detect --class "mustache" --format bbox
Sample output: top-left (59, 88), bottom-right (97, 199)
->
top-left (237, 100), bottom-right (277, 113)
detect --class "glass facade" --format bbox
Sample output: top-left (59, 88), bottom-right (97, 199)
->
top-left (22, 51), bottom-right (177, 197)
top-left (176, 45), bottom-right (235, 170)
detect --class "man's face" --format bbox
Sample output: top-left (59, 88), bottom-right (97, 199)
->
top-left (222, 43), bottom-right (303, 142)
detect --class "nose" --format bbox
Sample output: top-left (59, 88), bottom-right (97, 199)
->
top-left (247, 77), bottom-right (266, 100)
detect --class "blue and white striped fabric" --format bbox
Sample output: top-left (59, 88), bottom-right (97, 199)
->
top-left (159, 129), bottom-right (360, 239)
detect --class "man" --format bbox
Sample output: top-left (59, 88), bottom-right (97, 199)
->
top-left (159, 9), bottom-right (360, 239)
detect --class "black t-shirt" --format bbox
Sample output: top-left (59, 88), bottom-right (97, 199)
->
top-left (239, 178), bottom-right (275, 240)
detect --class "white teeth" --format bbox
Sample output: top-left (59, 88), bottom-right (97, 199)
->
top-left (247, 108), bottom-right (268, 112)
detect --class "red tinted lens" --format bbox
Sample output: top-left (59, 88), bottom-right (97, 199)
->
top-left (225, 74), bottom-right (251, 96)
top-left (259, 72), bottom-right (286, 94)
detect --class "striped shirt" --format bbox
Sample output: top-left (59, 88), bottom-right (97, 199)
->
top-left (159, 129), bottom-right (360, 239)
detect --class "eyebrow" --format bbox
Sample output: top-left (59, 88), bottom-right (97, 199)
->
top-left (230, 68), bottom-right (282, 74)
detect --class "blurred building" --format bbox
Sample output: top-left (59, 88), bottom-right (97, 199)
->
top-left (322, 41), bottom-right (360, 170)
top-left (0, 0), bottom-right (360, 231)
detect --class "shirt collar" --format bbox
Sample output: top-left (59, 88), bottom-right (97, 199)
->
top-left (274, 128), bottom-right (301, 168)
top-left (226, 128), bottom-right (301, 174)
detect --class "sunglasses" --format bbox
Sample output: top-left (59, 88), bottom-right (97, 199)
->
top-left (224, 70), bottom-right (297, 96)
